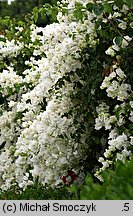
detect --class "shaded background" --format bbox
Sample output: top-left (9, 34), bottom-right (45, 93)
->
top-left (0, 0), bottom-right (57, 22)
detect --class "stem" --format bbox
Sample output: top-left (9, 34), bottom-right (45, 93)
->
top-left (92, 1), bottom-right (133, 47)
top-left (104, 13), bottom-right (133, 48)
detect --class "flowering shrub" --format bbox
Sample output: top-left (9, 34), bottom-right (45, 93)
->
top-left (92, 0), bottom-right (133, 179)
top-left (95, 68), bottom-right (133, 180)
top-left (0, 0), bottom-right (133, 192)
top-left (72, 156), bottom-right (133, 200)
top-left (0, 0), bottom-right (97, 191)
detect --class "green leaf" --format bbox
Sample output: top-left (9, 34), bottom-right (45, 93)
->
top-left (93, 4), bottom-right (104, 16)
top-left (14, 83), bottom-right (23, 94)
top-left (115, 0), bottom-right (124, 9)
top-left (86, 3), bottom-right (94, 12)
top-left (115, 106), bottom-right (121, 119)
top-left (123, 0), bottom-right (133, 8)
top-left (0, 60), bottom-right (4, 71)
top-left (97, 29), bottom-right (109, 38)
top-left (32, 7), bottom-right (39, 23)
top-left (74, 3), bottom-right (84, 21)
top-left (128, 124), bottom-right (133, 129)
top-left (103, 2), bottom-right (113, 13)
top-left (114, 36), bottom-right (122, 46)
top-left (74, 8), bottom-right (83, 21)
top-left (7, 87), bottom-right (13, 96)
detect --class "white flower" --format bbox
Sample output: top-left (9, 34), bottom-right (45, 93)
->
top-left (122, 149), bottom-right (131, 157)
top-left (117, 83), bottom-right (131, 101)
top-left (113, 12), bottom-right (121, 17)
top-left (98, 157), bottom-right (105, 163)
top-left (129, 111), bottom-right (133, 122)
top-left (15, 27), bottom-right (24, 32)
top-left (96, 102), bottom-right (109, 113)
top-left (100, 72), bottom-right (116, 89)
top-left (100, 77), bottom-right (111, 89)
top-left (102, 161), bottom-right (109, 170)
top-left (130, 101), bottom-right (133, 108)
top-left (105, 47), bottom-right (116, 56)
top-left (106, 80), bottom-right (119, 98)
top-left (116, 153), bottom-right (124, 161)
top-left (108, 128), bottom-right (118, 139)
top-left (104, 149), bottom-right (112, 158)
top-left (8, 100), bottom-right (16, 108)
top-left (116, 68), bottom-right (125, 79)
top-left (0, 39), bottom-right (23, 58)
top-left (110, 115), bottom-right (117, 123)
top-left (115, 134), bottom-right (128, 150)
top-left (109, 72), bottom-right (116, 79)
top-left (121, 4), bottom-right (129, 14)
top-left (104, 119), bottom-right (111, 130)
top-left (130, 136), bottom-right (133, 145)
top-left (121, 36), bottom-right (132, 48)
top-left (130, 22), bottom-right (133, 29)
top-left (112, 44), bottom-right (120, 51)
top-left (118, 21), bottom-right (127, 30)
top-left (95, 118), bottom-right (104, 130)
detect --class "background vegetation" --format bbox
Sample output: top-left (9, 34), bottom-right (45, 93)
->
top-left (0, 0), bottom-right (57, 20)
top-left (0, 0), bottom-right (57, 30)
top-left (1, 156), bottom-right (133, 200)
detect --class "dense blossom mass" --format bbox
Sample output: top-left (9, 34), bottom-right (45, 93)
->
top-left (0, 0), bottom-right (132, 190)
top-left (0, 0), bottom-right (96, 190)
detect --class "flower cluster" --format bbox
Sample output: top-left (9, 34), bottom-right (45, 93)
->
top-left (101, 67), bottom-right (131, 101)
top-left (92, 0), bottom-right (133, 180)
top-left (95, 68), bottom-right (133, 180)
top-left (0, 39), bottom-right (23, 59)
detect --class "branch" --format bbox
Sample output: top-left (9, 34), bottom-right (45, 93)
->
top-left (104, 13), bottom-right (133, 48)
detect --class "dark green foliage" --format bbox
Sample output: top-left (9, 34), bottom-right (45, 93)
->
top-left (0, 184), bottom-right (73, 200)
top-left (0, 0), bottom-right (57, 20)
top-left (1, 158), bottom-right (133, 200)
top-left (0, 0), bottom-right (57, 29)
top-left (72, 157), bottom-right (133, 200)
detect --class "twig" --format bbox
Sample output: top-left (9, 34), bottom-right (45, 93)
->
top-left (104, 13), bottom-right (133, 48)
